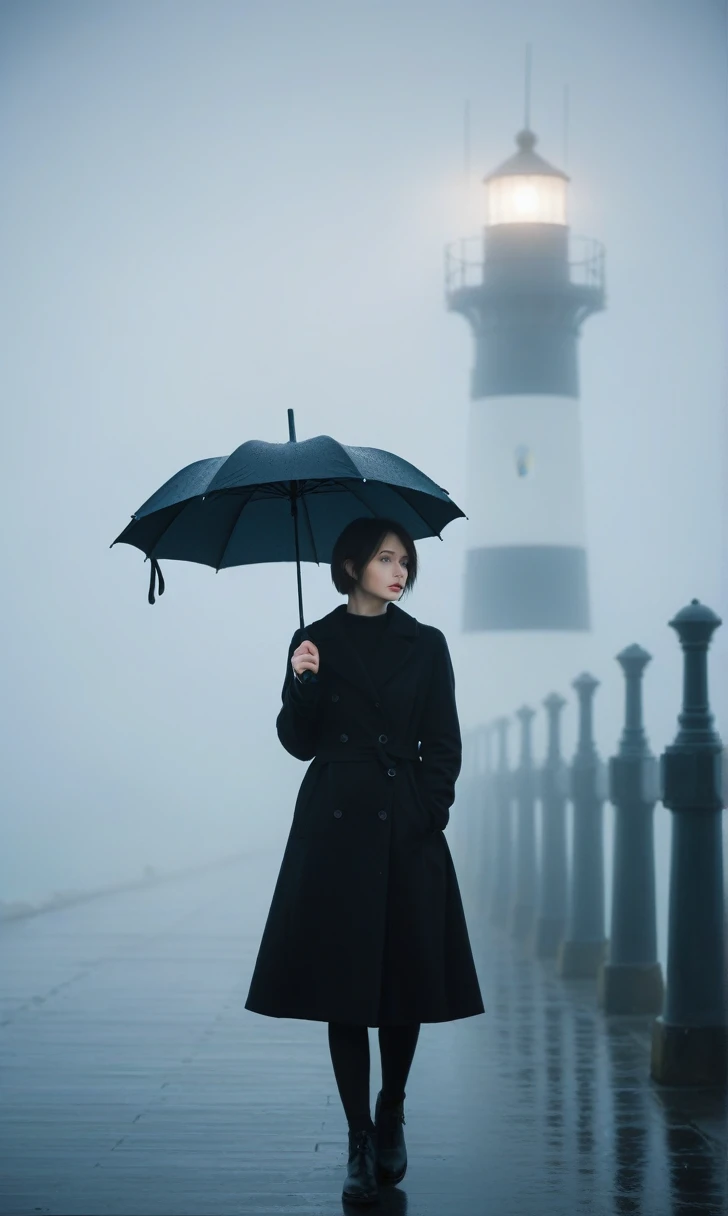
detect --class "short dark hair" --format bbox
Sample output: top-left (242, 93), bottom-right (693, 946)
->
top-left (331, 517), bottom-right (418, 597)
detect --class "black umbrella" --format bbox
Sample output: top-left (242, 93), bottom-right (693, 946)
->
top-left (111, 409), bottom-right (466, 631)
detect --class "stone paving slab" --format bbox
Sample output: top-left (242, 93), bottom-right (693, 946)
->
top-left (1, 848), bottom-right (726, 1216)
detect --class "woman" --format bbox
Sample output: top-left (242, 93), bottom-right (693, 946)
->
top-left (244, 516), bottom-right (484, 1206)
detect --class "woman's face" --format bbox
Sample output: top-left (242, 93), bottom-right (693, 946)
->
top-left (347, 532), bottom-right (410, 604)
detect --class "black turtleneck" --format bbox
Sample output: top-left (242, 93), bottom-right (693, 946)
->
top-left (342, 606), bottom-right (391, 687)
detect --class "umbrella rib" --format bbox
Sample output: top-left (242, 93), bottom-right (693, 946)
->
top-left (215, 488), bottom-right (256, 571)
top-left (333, 479), bottom-right (443, 539)
top-left (335, 478), bottom-right (377, 516)
top-left (142, 499), bottom-right (196, 558)
top-left (298, 491), bottom-right (320, 565)
top-left (386, 485), bottom-right (444, 538)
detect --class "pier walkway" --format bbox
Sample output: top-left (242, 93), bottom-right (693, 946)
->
top-left (2, 847), bottom-right (726, 1216)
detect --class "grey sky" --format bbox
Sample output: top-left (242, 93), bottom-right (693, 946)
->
top-left (1, 0), bottom-right (726, 974)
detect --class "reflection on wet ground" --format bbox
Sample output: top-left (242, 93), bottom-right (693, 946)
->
top-left (1, 850), bottom-right (725, 1215)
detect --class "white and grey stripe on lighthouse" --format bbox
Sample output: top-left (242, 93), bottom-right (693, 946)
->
top-left (448, 166), bottom-right (604, 632)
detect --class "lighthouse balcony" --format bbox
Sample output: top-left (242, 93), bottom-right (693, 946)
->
top-left (444, 232), bottom-right (606, 321)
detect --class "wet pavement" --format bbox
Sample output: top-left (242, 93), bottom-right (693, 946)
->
top-left (1, 847), bottom-right (726, 1216)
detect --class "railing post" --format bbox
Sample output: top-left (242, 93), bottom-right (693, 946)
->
top-left (478, 722), bottom-right (495, 900)
top-left (466, 724), bottom-right (489, 894)
top-left (490, 717), bottom-right (513, 929)
top-left (598, 644), bottom-right (664, 1013)
top-left (458, 727), bottom-right (476, 884)
top-left (651, 600), bottom-right (727, 1086)
top-left (558, 672), bottom-right (609, 978)
top-left (534, 692), bottom-right (569, 958)
top-left (470, 723), bottom-right (496, 932)
top-left (510, 706), bottom-right (538, 942)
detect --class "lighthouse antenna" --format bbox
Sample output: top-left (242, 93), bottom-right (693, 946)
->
top-left (563, 83), bottom-right (570, 171)
top-left (463, 97), bottom-right (471, 224)
top-left (524, 43), bottom-right (532, 129)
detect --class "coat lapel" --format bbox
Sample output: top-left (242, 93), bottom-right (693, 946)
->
top-left (309, 603), bottom-right (418, 703)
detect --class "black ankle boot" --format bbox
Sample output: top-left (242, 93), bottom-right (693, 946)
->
top-left (374, 1090), bottom-right (407, 1185)
top-left (343, 1125), bottom-right (379, 1205)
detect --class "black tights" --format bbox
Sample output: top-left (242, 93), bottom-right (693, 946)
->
top-left (327, 1021), bottom-right (421, 1132)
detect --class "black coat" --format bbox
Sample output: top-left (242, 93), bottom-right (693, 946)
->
top-left (244, 602), bottom-right (485, 1027)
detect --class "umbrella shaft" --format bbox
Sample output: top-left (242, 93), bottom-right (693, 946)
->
top-left (291, 489), bottom-right (304, 633)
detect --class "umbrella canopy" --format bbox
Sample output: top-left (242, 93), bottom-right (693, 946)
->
top-left (112, 410), bottom-right (466, 629)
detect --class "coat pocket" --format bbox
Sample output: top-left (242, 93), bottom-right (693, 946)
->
top-left (413, 769), bottom-right (449, 832)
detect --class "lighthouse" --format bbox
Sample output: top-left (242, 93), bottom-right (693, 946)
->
top-left (445, 125), bottom-right (606, 723)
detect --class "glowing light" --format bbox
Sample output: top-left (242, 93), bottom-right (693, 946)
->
top-left (486, 174), bottom-right (566, 226)
top-left (513, 185), bottom-right (540, 216)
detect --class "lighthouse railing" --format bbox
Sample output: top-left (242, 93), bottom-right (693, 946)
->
top-left (444, 233), bottom-right (606, 299)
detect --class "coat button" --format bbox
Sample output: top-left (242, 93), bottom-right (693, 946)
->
top-left (374, 701), bottom-right (381, 709)
top-left (331, 693), bottom-right (339, 702)
top-left (339, 733), bottom-right (348, 743)
top-left (387, 767), bottom-right (396, 777)
top-left (378, 734), bottom-right (388, 744)
top-left (378, 810), bottom-right (387, 820)
top-left (333, 809), bottom-right (343, 818)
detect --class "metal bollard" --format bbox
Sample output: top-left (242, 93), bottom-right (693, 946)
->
top-left (510, 706), bottom-right (538, 942)
top-left (558, 672), bottom-right (609, 978)
top-left (475, 722), bottom-right (496, 908)
top-left (598, 644), bottom-right (664, 1014)
top-left (651, 600), bottom-right (727, 1087)
top-left (533, 692), bottom-right (569, 959)
top-left (489, 716), bottom-right (513, 930)
top-left (468, 723), bottom-right (495, 932)
top-left (459, 727), bottom-right (477, 889)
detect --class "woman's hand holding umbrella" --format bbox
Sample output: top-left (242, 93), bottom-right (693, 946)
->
top-left (292, 640), bottom-right (319, 682)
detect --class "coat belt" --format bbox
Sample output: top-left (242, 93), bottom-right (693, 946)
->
top-left (314, 742), bottom-right (420, 774)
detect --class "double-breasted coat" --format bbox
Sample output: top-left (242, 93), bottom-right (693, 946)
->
top-left (244, 601), bottom-right (485, 1027)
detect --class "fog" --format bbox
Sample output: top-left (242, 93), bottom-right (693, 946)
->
top-left (1, 0), bottom-right (726, 975)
